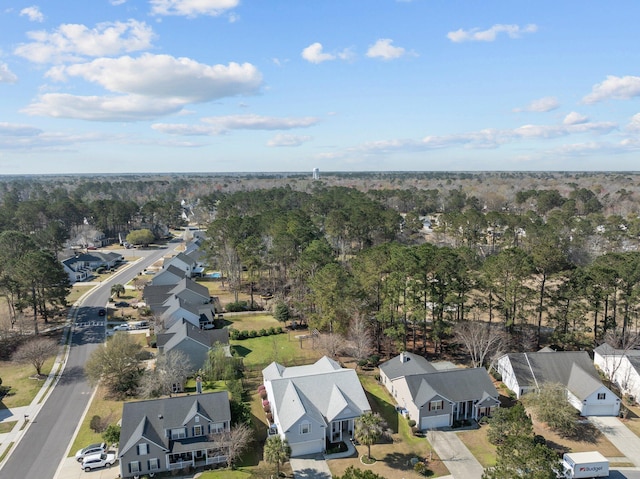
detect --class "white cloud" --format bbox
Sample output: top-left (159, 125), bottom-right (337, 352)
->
top-left (150, 0), bottom-right (239, 17)
top-left (21, 93), bottom-right (187, 121)
top-left (0, 122), bottom-right (42, 137)
top-left (627, 113), bottom-right (640, 132)
top-left (301, 43), bottom-right (335, 64)
top-left (366, 39), bottom-right (406, 60)
top-left (15, 20), bottom-right (155, 64)
top-left (447, 24), bottom-right (538, 43)
top-left (20, 6), bottom-right (44, 22)
top-left (24, 54), bottom-right (262, 121)
top-left (153, 114), bottom-right (319, 135)
top-left (563, 112), bottom-right (589, 125)
top-left (583, 75), bottom-right (640, 104)
top-left (267, 134), bottom-right (312, 147)
top-left (514, 96), bottom-right (559, 113)
top-left (110, 0), bottom-right (128, 4)
top-left (336, 119), bottom-right (617, 157)
top-left (0, 62), bottom-right (18, 83)
top-left (46, 54), bottom-right (262, 101)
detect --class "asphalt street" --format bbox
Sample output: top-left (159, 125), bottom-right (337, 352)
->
top-left (0, 246), bottom-right (170, 479)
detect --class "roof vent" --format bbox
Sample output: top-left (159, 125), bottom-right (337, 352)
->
top-left (158, 414), bottom-right (163, 419)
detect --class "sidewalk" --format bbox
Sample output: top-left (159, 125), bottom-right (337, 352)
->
top-left (0, 320), bottom-right (74, 465)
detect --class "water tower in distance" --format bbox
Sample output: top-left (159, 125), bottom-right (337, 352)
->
top-left (312, 167), bottom-right (320, 180)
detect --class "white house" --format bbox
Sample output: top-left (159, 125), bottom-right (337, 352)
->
top-left (497, 350), bottom-right (620, 416)
top-left (594, 343), bottom-right (640, 405)
top-left (262, 356), bottom-right (371, 457)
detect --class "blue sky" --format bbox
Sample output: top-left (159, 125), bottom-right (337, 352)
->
top-left (1, 1), bottom-right (640, 174)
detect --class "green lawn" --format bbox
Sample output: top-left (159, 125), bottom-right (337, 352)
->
top-left (0, 356), bottom-right (55, 408)
top-left (0, 421), bottom-right (16, 433)
top-left (66, 285), bottom-right (95, 305)
top-left (226, 313), bottom-right (282, 332)
top-left (197, 470), bottom-right (252, 479)
top-left (231, 332), bottom-right (322, 370)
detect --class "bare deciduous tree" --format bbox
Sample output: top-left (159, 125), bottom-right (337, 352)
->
top-left (454, 321), bottom-right (507, 369)
top-left (347, 313), bottom-right (374, 365)
top-left (13, 337), bottom-right (58, 376)
top-left (140, 350), bottom-right (192, 398)
top-left (209, 422), bottom-right (253, 468)
top-left (316, 332), bottom-right (347, 358)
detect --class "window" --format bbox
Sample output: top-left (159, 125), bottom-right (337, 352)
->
top-left (597, 392), bottom-right (606, 400)
top-left (193, 425), bottom-right (203, 436)
top-left (137, 443), bottom-right (149, 455)
top-left (148, 458), bottom-right (160, 471)
top-left (129, 461), bottom-right (141, 473)
top-left (171, 428), bottom-right (186, 439)
top-left (300, 422), bottom-right (311, 434)
top-left (429, 400), bottom-right (443, 411)
top-left (210, 422), bottom-right (225, 434)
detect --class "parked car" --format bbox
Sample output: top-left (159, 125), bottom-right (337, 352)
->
top-left (75, 443), bottom-right (107, 462)
top-left (133, 321), bottom-right (149, 330)
top-left (112, 323), bottom-right (130, 331)
top-left (114, 301), bottom-right (130, 307)
top-left (81, 452), bottom-right (117, 472)
top-left (98, 308), bottom-right (106, 316)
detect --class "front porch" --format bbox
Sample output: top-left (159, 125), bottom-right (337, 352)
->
top-left (167, 447), bottom-right (227, 470)
top-left (329, 418), bottom-right (355, 444)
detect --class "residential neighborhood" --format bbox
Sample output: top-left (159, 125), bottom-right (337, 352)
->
top-left (4, 174), bottom-right (640, 479)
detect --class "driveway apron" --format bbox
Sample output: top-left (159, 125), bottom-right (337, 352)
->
top-left (291, 455), bottom-right (333, 479)
top-left (430, 430), bottom-right (484, 479)
top-left (589, 416), bottom-right (640, 467)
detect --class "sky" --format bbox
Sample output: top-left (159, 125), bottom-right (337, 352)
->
top-left (1, 1), bottom-right (640, 174)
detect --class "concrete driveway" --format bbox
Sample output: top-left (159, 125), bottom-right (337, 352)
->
top-left (430, 430), bottom-right (484, 479)
top-left (589, 416), bottom-right (640, 467)
top-left (290, 455), bottom-right (332, 479)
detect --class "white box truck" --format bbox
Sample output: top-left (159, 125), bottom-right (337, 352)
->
top-left (562, 451), bottom-right (609, 478)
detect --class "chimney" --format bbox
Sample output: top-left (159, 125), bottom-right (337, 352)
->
top-left (400, 352), bottom-right (408, 363)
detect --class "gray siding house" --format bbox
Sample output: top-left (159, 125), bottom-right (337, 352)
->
top-left (380, 352), bottom-right (500, 430)
top-left (119, 392), bottom-right (231, 478)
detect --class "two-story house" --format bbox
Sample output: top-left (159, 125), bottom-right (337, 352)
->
top-left (118, 392), bottom-right (231, 478)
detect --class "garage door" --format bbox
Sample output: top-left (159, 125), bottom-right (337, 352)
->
top-left (421, 414), bottom-right (450, 430)
top-left (289, 438), bottom-right (324, 457)
top-left (583, 404), bottom-right (617, 416)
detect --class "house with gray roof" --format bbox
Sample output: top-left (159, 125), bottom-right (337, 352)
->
top-left (150, 264), bottom-right (187, 286)
top-left (61, 251), bottom-right (123, 283)
top-left (118, 392), bottom-right (231, 478)
top-left (157, 318), bottom-right (230, 376)
top-left (262, 356), bottom-right (371, 457)
top-left (169, 278), bottom-right (211, 305)
top-left (160, 296), bottom-right (215, 331)
top-left (497, 350), bottom-right (620, 416)
top-left (163, 252), bottom-right (197, 277)
top-left (594, 343), bottom-right (640, 406)
top-left (380, 352), bottom-right (500, 430)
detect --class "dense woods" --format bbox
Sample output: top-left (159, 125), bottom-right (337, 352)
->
top-left (2, 171), bottom-right (640, 357)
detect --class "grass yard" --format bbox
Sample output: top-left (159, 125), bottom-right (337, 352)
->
top-left (0, 421), bottom-right (17, 433)
top-left (0, 356), bottom-right (55, 408)
top-left (231, 333), bottom-right (322, 371)
top-left (328, 374), bottom-right (450, 479)
top-left (66, 285), bottom-right (94, 305)
top-left (457, 427), bottom-right (496, 467)
top-left (226, 313), bottom-right (281, 332)
top-left (68, 384), bottom-right (123, 456)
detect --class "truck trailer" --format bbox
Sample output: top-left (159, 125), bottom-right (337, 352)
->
top-left (562, 451), bottom-right (609, 478)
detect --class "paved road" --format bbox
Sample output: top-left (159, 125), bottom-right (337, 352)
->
top-left (0, 246), bottom-right (169, 479)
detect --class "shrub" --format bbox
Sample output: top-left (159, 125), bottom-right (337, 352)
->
top-left (90, 415), bottom-right (103, 433)
top-left (259, 328), bottom-right (267, 337)
top-left (237, 330), bottom-right (249, 340)
top-left (248, 330), bottom-right (257, 338)
top-left (414, 462), bottom-right (430, 476)
top-left (229, 329), bottom-right (240, 340)
top-left (226, 301), bottom-right (248, 312)
top-left (276, 327), bottom-right (283, 334)
top-left (268, 327), bottom-right (276, 335)
top-left (408, 419), bottom-right (416, 428)
top-left (96, 266), bottom-right (106, 274)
